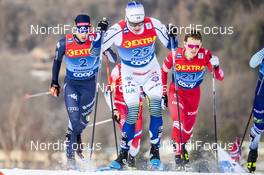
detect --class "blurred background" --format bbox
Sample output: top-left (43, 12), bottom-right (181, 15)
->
top-left (0, 0), bottom-right (263, 171)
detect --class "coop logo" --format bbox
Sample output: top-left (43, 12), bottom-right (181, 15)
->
top-left (175, 64), bottom-right (205, 71)
top-left (66, 48), bottom-right (91, 57)
top-left (73, 71), bottom-right (93, 78)
top-left (131, 57), bottom-right (151, 66)
top-left (177, 80), bottom-right (196, 88)
top-left (123, 36), bottom-right (156, 48)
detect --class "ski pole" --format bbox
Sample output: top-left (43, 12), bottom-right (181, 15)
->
top-left (212, 68), bottom-right (219, 164)
top-left (239, 76), bottom-right (264, 151)
top-left (170, 35), bottom-right (184, 166)
top-left (88, 119), bottom-right (112, 127)
top-left (24, 91), bottom-right (51, 99)
top-left (104, 55), bottom-right (119, 157)
top-left (89, 18), bottom-right (107, 161)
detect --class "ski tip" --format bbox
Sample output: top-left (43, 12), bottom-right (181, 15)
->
top-left (96, 161), bottom-right (122, 171)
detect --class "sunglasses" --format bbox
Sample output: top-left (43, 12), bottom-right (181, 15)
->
top-left (77, 26), bottom-right (89, 34)
top-left (128, 21), bottom-right (144, 28)
top-left (127, 1), bottom-right (141, 7)
top-left (187, 44), bottom-right (200, 49)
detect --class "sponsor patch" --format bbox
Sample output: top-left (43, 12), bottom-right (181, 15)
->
top-left (67, 38), bottom-right (73, 44)
top-left (176, 53), bottom-right (182, 58)
top-left (145, 22), bottom-right (152, 30)
top-left (68, 93), bottom-right (78, 101)
top-left (89, 35), bottom-right (94, 41)
top-left (198, 53), bottom-right (204, 59)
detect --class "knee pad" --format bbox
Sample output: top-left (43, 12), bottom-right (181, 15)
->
top-left (149, 98), bottom-right (162, 117)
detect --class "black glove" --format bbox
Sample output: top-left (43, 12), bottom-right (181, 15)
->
top-left (113, 109), bottom-right (120, 123)
top-left (166, 24), bottom-right (177, 37)
top-left (97, 19), bottom-right (108, 32)
top-left (161, 94), bottom-right (168, 109)
top-left (50, 80), bottom-right (60, 97)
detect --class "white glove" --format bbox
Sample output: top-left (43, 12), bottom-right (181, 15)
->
top-left (210, 55), bottom-right (220, 67)
top-left (249, 48), bottom-right (264, 68)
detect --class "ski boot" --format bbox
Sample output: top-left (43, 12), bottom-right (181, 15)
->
top-left (182, 145), bottom-right (189, 165)
top-left (174, 144), bottom-right (189, 170)
top-left (247, 149), bottom-right (258, 173)
top-left (66, 158), bottom-right (77, 170)
top-left (127, 154), bottom-right (137, 169)
top-left (76, 134), bottom-right (84, 159)
top-left (149, 144), bottom-right (163, 170)
top-left (109, 149), bottom-right (128, 170)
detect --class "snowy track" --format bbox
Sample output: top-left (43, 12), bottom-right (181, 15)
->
top-left (1, 169), bottom-right (261, 175)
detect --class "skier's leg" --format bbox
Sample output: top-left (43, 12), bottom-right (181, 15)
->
top-left (143, 69), bottom-right (163, 167)
top-left (77, 78), bottom-right (96, 156)
top-left (247, 79), bottom-right (264, 172)
top-left (64, 81), bottom-right (81, 163)
top-left (130, 99), bottom-right (143, 157)
top-left (120, 65), bottom-right (141, 152)
top-left (168, 85), bottom-right (185, 156)
top-left (181, 87), bottom-right (200, 144)
top-left (109, 67), bottom-right (140, 169)
top-left (79, 78), bottom-right (96, 132)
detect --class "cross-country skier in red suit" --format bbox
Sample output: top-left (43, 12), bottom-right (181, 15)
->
top-left (161, 30), bottom-right (224, 166)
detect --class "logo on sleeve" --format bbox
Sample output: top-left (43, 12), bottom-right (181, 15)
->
top-left (67, 38), bottom-right (73, 44)
top-left (145, 23), bottom-right (152, 30)
top-left (176, 53), bottom-right (182, 58)
top-left (198, 53), bottom-right (204, 59)
top-left (89, 35), bottom-right (94, 41)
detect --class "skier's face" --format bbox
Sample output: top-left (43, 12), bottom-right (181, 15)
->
top-left (184, 38), bottom-right (202, 59)
top-left (75, 26), bottom-right (90, 42)
top-left (127, 21), bottom-right (144, 34)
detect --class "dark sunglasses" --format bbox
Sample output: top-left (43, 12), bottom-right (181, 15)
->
top-left (188, 44), bottom-right (200, 49)
top-left (128, 21), bottom-right (144, 28)
top-left (77, 26), bottom-right (89, 34)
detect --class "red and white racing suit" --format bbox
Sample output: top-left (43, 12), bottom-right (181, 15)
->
top-left (162, 48), bottom-right (224, 155)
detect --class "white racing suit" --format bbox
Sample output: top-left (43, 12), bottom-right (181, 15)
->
top-left (103, 17), bottom-right (177, 151)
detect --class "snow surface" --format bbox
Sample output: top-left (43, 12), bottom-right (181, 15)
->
top-left (1, 169), bottom-right (263, 175)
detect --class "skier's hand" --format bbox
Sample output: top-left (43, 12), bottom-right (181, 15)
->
top-left (161, 94), bottom-right (168, 110)
top-left (97, 19), bottom-right (108, 32)
top-left (49, 80), bottom-right (60, 97)
top-left (210, 55), bottom-right (220, 68)
top-left (166, 24), bottom-right (177, 37)
top-left (113, 109), bottom-right (120, 123)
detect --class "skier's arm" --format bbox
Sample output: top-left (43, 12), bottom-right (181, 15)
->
top-left (249, 48), bottom-right (264, 68)
top-left (206, 52), bottom-right (224, 81)
top-left (104, 48), bottom-right (118, 63)
top-left (51, 38), bottom-right (66, 83)
top-left (151, 18), bottom-right (178, 50)
top-left (102, 23), bottom-right (122, 52)
top-left (161, 51), bottom-right (173, 94)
